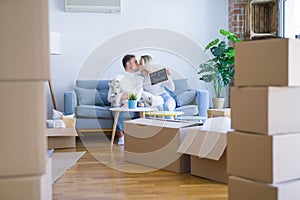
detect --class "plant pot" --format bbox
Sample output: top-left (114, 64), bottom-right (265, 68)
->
top-left (212, 97), bottom-right (225, 109)
top-left (128, 100), bottom-right (137, 109)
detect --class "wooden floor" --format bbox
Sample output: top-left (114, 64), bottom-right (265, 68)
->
top-left (52, 132), bottom-right (228, 200)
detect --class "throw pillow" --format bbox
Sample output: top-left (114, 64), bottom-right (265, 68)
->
top-left (173, 78), bottom-right (192, 96)
top-left (176, 91), bottom-right (196, 106)
top-left (99, 90), bottom-right (111, 106)
top-left (75, 87), bottom-right (103, 106)
top-left (62, 115), bottom-right (76, 128)
top-left (52, 109), bottom-right (63, 120)
top-left (165, 79), bottom-right (192, 107)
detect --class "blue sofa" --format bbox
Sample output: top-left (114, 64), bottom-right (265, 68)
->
top-left (64, 79), bottom-right (209, 131)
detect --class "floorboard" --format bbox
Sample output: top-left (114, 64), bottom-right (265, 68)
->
top-left (52, 132), bottom-right (228, 200)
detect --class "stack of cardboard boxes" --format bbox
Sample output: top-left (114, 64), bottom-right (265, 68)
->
top-left (0, 0), bottom-right (52, 199)
top-left (228, 38), bottom-right (300, 199)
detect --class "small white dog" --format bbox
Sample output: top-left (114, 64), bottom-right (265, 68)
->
top-left (141, 91), bottom-right (164, 108)
top-left (109, 75), bottom-right (124, 106)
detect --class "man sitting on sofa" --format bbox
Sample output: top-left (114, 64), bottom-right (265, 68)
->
top-left (107, 54), bottom-right (145, 145)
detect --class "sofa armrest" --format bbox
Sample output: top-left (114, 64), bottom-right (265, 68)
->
top-left (64, 91), bottom-right (77, 115)
top-left (194, 89), bottom-right (209, 117)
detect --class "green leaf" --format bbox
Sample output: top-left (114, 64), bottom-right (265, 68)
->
top-left (220, 29), bottom-right (231, 36)
top-left (200, 74), bottom-right (213, 83)
top-left (128, 93), bottom-right (137, 100)
top-left (228, 35), bottom-right (241, 42)
top-left (218, 41), bottom-right (226, 49)
top-left (211, 46), bottom-right (224, 57)
top-left (205, 39), bottom-right (219, 51)
top-left (225, 49), bottom-right (235, 57)
top-left (227, 35), bottom-right (236, 42)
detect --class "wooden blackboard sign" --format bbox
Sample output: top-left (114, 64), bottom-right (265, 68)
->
top-left (149, 68), bottom-right (168, 85)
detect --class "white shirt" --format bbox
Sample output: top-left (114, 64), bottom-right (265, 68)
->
top-left (121, 71), bottom-right (144, 100)
top-left (143, 74), bottom-right (175, 95)
top-left (108, 71), bottom-right (144, 102)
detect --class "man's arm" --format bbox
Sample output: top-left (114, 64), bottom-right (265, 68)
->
top-left (136, 86), bottom-right (143, 101)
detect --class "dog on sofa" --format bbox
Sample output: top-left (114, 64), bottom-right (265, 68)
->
top-left (109, 75), bottom-right (124, 106)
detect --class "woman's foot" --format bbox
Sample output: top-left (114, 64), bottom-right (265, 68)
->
top-left (118, 136), bottom-right (124, 145)
top-left (118, 131), bottom-right (124, 145)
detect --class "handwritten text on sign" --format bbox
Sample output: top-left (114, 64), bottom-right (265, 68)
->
top-left (149, 68), bottom-right (168, 85)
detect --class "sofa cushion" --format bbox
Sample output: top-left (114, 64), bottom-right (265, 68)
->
top-left (76, 80), bottom-right (98, 89)
top-left (176, 90), bottom-right (196, 106)
top-left (174, 105), bottom-right (198, 116)
top-left (99, 90), bottom-right (111, 106)
top-left (165, 78), bottom-right (193, 107)
top-left (76, 105), bottom-right (112, 119)
top-left (75, 118), bottom-right (113, 129)
top-left (173, 78), bottom-right (192, 96)
top-left (75, 87), bottom-right (103, 106)
top-left (97, 80), bottom-right (111, 106)
top-left (75, 80), bottom-right (111, 106)
top-left (76, 80), bottom-right (110, 90)
top-left (96, 80), bottom-right (110, 90)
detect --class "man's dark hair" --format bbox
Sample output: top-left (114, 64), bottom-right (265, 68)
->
top-left (122, 54), bottom-right (135, 69)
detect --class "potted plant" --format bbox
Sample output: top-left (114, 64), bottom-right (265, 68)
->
top-left (198, 29), bottom-right (241, 108)
top-left (128, 93), bottom-right (138, 109)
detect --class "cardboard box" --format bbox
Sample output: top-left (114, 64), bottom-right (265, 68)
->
top-left (0, 172), bottom-right (51, 200)
top-left (124, 118), bottom-right (198, 173)
top-left (0, 82), bottom-right (46, 177)
top-left (235, 38), bottom-right (300, 87)
top-left (231, 87), bottom-right (300, 135)
top-left (191, 152), bottom-right (227, 184)
top-left (0, 0), bottom-right (50, 80)
top-left (178, 117), bottom-right (231, 183)
top-left (228, 131), bottom-right (300, 183)
top-left (229, 176), bottom-right (300, 200)
top-left (47, 128), bottom-right (77, 149)
top-left (41, 157), bottom-right (52, 200)
top-left (0, 157), bottom-right (51, 200)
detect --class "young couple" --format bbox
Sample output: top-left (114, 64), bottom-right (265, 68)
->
top-left (108, 54), bottom-right (176, 145)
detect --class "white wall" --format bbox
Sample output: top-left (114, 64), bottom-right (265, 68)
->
top-left (48, 0), bottom-right (228, 115)
top-left (285, 0), bottom-right (300, 38)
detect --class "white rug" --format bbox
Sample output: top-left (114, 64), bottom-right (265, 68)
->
top-left (51, 151), bottom-right (86, 183)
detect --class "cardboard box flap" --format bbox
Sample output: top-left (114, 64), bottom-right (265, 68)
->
top-left (201, 117), bottom-right (232, 133)
top-left (231, 176), bottom-right (300, 188)
top-left (178, 117), bottom-right (231, 161)
top-left (125, 118), bottom-right (198, 129)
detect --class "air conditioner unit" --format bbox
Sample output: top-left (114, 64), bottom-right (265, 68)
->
top-left (65, 0), bottom-right (121, 13)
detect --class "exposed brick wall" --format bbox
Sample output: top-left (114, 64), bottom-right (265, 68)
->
top-left (228, 0), bottom-right (247, 40)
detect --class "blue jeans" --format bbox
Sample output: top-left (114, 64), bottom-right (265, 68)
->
top-left (160, 92), bottom-right (176, 111)
top-left (159, 92), bottom-right (176, 119)
top-left (112, 101), bottom-right (145, 132)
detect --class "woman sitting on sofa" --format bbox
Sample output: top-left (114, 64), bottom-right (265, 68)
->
top-left (139, 55), bottom-right (176, 112)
